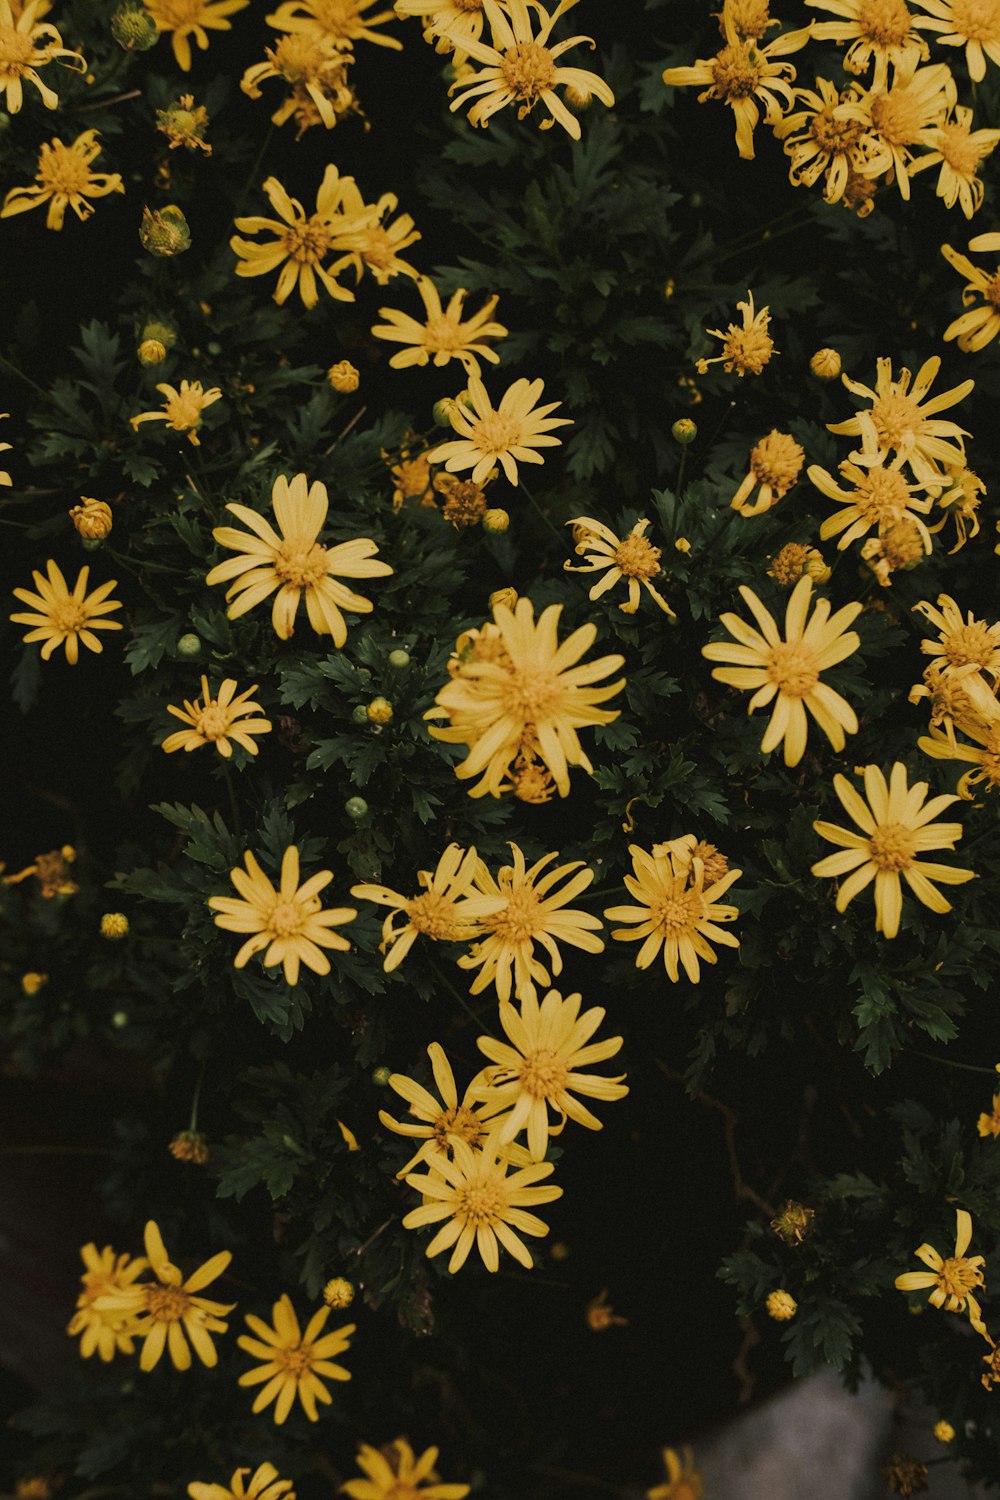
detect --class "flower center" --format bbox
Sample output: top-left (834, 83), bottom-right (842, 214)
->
top-left (145, 1284), bottom-right (190, 1323)
top-left (407, 889), bottom-right (462, 940)
top-left (942, 621), bottom-right (997, 668)
top-left (457, 1180), bottom-right (507, 1225)
top-left (38, 144), bottom-right (93, 198)
top-left (614, 535), bottom-right (662, 580)
top-left (360, 227), bottom-right (398, 271)
top-left (855, 464), bottom-right (913, 520)
top-left (985, 271), bottom-right (1000, 307)
top-left (857, 0), bottom-right (914, 44)
top-left (500, 40), bottom-right (557, 101)
top-left (725, 0), bottom-right (773, 38)
top-left (282, 218), bottom-right (333, 265)
top-left (272, 34), bottom-right (329, 81)
top-left (765, 640), bottom-right (819, 697)
top-left (935, 119), bottom-right (985, 175)
top-left (651, 884), bottom-right (704, 936)
top-left (50, 599), bottom-right (88, 634)
top-left (723, 323), bottom-right (774, 374)
top-left (519, 1048), bottom-right (569, 1100)
top-left (471, 409), bottom-right (522, 456)
top-left (498, 666), bottom-right (562, 723)
top-left (867, 821), bottom-right (916, 872)
top-left (424, 315), bottom-right (465, 352)
top-left (0, 25), bottom-right (34, 69)
top-left (710, 42), bottom-right (763, 99)
top-left (870, 391), bottom-right (922, 448)
top-left (195, 703), bottom-right (230, 740)
top-left (938, 1255), bottom-right (984, 1297)
top-left (484, 885), bottom-right (541, 945)
top-left (167, 391), bottom-right (207, 429)
top-left (269, 900), bottom-right (304, 936)
top-left (870, 86), bottom-right (924, 146)
top-left (277, 1342), bottom-right (314, 1374)
top-left (273, 537), bottom-right (329, 587)
top-left (751, 432), bottom-right (803, 492)
top-left (431, 1105), bottom-right (482, 1147)
top-left (810, 106), bottom-right (866, 153)
top-left (454, 0), bottom-right (483, 10)
top-left (949, 0), bottom-right (1000, 41)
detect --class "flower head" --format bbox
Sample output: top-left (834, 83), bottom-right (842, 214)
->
top-left (231, 167), bottom-right (373, 308)
top-left (605, 838), bottom-right (742, 983)
top-left (702, 575), bottom-right (862, 766)
top-left (162, 677), bottom-right (272, 758)
top-left (188, 1464), bottom-right (294, 1500)
top-left (237, 1294), bottom-right (355, 1423)
top-left (395, 0), bottom-right (489, 57)
top-left (131, 380), bottom-right (222, 447)
top-left (0, 0), bottom-right (85, 112)
top-left (378, 1043), bottom-right (505, 1177)
top-left (895, 1208), bottom-right (986, 1332)
top-left (811, 762), bottom-right (975, 938)
top-left (241, 31), bottom-right (356, 130)
top-left (827, 354), bottom-right (973, 485)
top-left (941, 233), bottom-right (1000, 352)
top-left (564, 516), bottom-right (674, 616)
top-left (767, 542), bottom-right (830, 586)
top-left (143, 0), bottom-right (249, 72)
top-left (696, 291), bottom-right (776, 376)
top-left (350, 843), bottom-right (484, 971)
top-left (333, 184), bottom-right (421, 284)
top-left (426, 374), bottom-right (571, 486)
top-left (805, 0), bottom-right (935, 83)
top-left (209, 845), bottom-right (357, 986)
top-left (730, 430), bottom-right (804, 516)
top-left (67, 1243), bottom-right (147, 1362)
top-left (775, 77), bottom-right (878, 207)
top-left (340, 1440), bottom-right (469, 1500)
top-left (372, 276), bottom-right (507, 376)
top-left (0, 129), bottom-right (123, 231)
top-left (917, 669), bottom-right (1000, 798)
top-left (914, 0), bottom-right (1000, 81)
top-left (69, 499), bottom-right (113, 540)
top-left (328, 359), bottom-right (359, 392)
top-left (766, 1289), bottom-right (798, 1320)
top-left (860, 55), bottom-right (956, 201)
top-left (914, 593), bottom-right (1000, 678)
top-left (205, 472), bottom-right (392, 643)
top-left (910, 105), bottom-right (1000, 218)
top-left (11, 560), bottom-right (123, 664)
top-left (157, 94), bottom-right (212, 153)
top-left (808, 451), bottom-right (936, 555)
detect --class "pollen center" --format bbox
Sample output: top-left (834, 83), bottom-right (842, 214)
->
top-left (39, 145), bottom-right (93, 197)
top-left (277, 1343), bottom-right (314, 1374)
top-left (614, 535), bottom-right (662, 580)
top-left (867, 821), bottom-right (916, 871)
top-left (723, 324), bottom-right (774, 374)
top-left (765, 640), bottom-right (819, 697)
top-left (855, 464), bottom-right (913, 519)
top-left (145, 1284), bottom-right (190, 1322)
top-left (935, 119), bottom-right (985, 175)
top-left (652, 886), bottom-right (704, 936)
top-left (869, 392), bottom-right (921, 448)
top-left (857, 0), bottom-right (914, 45)
top-left (710, 42), bottom-right (763, 99)
top-left (431, 1105), bottom-right (482, 1147)
top-left (424, 315), bottom-right (465, 352)
top-left (282, 218), bottom-right (333, 264)
top-left (407, 890), bottom-right (462, 940)
top-left (498, 666), bottom-right (561, 722)
top-left (810, 107), bottom-right (865, 153)
top-left (269, 900), bottom-right (305, 936)
top-left (985, 271), bottom-right (1000, 307)
top-left (870, 87), bottom-right (923, 146)
top-left (949, 0), bottom-right (1000, 41)
top-left (471, 409), bottom-right (522, 455)
top-left (196, 704), bottom-right (230, 740)
top-left (272, 34), bottom-right (328, 82)
top-left (457, 1181), bottom-right (507, 1225)
top-left (274, 538), bottom-right (329, 587)
top-left (943, 621), bottom-right (996, 668)
top-left (500, 41), bottom-right (557, 101)
top-left (939, 1255), bottom-right (983, 1297)
top-left (485, 886), bottom-right (541, 945)
top-left (0, 26), bottom-right (34, 68)
top-left (519, 1049), bottom-right (569, 1099)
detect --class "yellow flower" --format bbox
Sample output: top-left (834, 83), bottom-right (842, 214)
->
top-left (350, 843), bottom-right (484, 971)
top-left (100, 912), bottom-right (129, 939)
top-left (237, 1294), bottom-right (355, 1423)
top-left (770, 1199), bottom-right (816, 1244)
top-left (372, 276), bottom-right (507, 376)
top-left (766, 1288), bottom-right (798, 1320)
top-left (859, 55), bottom-right (957, 201)
top-left (130, 380), bottom-right (222, 447)
top-left (426, 596), bottom-right (625, 798)
top-left (66, 1243), bottom-right (147, 1362)
top-left (915, 0), bottom-right (1000, 81)
top-left (378, 1042), bottom-right (507, 1178)
top-left (157, 94), bottom-right (212, 153)
top-left (605, 838), bottom-right (742, 983)
top-left (188, 1464), bottom-right (294, 1500)
top-left (69, 498), bottom-right (113, 540)
top-left (927, 464), bottom-right (984, 551)
top-left (811, 762), bottom-right (975, 938)
top-left (333, 182), bottom-right (421, 284)
top-left (894, 1208), bottom-right (987, 1333)
top-left (0, 129), bottom-right (123, 231)
top-left (426, 374), bottom-right (571, 486)
top-left (702, 575), bottom-right (862, 767)
top-left (162, 677), bottom-right (272, 758)
top-left (696, 290), bottom-right (776, 376)
top-left (322, 1277), bottom-right (354, 1308)
top-left (231, 168), bottom-right (373, 309)
top-left (977, 1079), bottom-right (1000, 1138)
top-left (767, 542), bottom-right (830, 586)
top-left (810, 346), bottom-right (842, 379)
top-left (934, 1420), bottom-right (956, 1444)
top-left (647, 1445), bottom-right (704, 1500)
top-left (340, 1440), bottom-right (469, 1500)
top-left (730, 430), bottom-right (804, 516)
top-left (564, 516), bottom-right (674, 616)
top-left (3, 844), bottom-right (77, 897)
top-left (209, 845), bottom-right (357, 987)
top-left (775, 77), bottom-right (878, 206)
top-left (10, 560), bottom-right (123, 664)
top-left (205, 471), bottom-right (392, 643)
top-left (941, 233), bottom-right (1000, 352)
top-left (913, 593), bottom-right (1000, 678)
top-left (917, 670), bottom-right (1000, 798)
top-left (267, 0), bottom-right (402, 51)
top-left (328, 359), bottom-right (359, 391)
top-left (663, 11), bottom-right (809, 160)
top-left (910, 105), bottom-right (1000, 218)
top-left (448, 0), bottom-right (615, 141)
top-left (827, 354), bottom-right (973, 486)
top-left (241, 32), bottom-right (355, 130)
top-left (402, 1136), bottom-right (561, 1272)
top-left (20, 971), bottom-right (47, 994)
top-left (0, 0), bottom-right (85, 112)
top-left (96, 1220), bottom-right (234, 1371)
top-left (805, 0), bottom-right (935, 83)
top-left (143, 0), bottom-right (249, 72)
top-left (169, 1130), bottom-right (210, 1163)
top-left (457, 843), bottom-right (605, 1003)
top-left (471, 987), bottom-right (627, 1161)
top-left (808, 452), bottom-right (935, 554)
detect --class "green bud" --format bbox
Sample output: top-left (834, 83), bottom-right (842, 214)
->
top-left (482, 508), bottom-right (510, 534)
top-left (351, 704), bottom-right (370, 724)
top-left (111, 1010), bottom-right (130, 1028)
top-left (111, 2), bottom-right (159, 50)
top-left (177, 632), bottom-right (202, 657)
top-left (345, 796), bottom-right (369, 821)
top-left (388, 648), bottom-right (410, 669)
top-left (207, 341), bottom-right (222, 356)
top-left (372, 1065), bottom-right (392, 1086)
top-left (140, 204), bottom-right (191, 258)
top-left (672, 418), bottom-right (697, 445)
top-left (432, 397), bottom-right (457, 427)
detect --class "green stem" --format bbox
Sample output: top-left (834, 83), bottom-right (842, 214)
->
top-left (0, 352), bottom-right (47, 398)
top-left (909, 1049), bottom-right (996, 1076)
top-left (188, 1065), bottom-right (206, 1133)
top-left (429, 958), bottom-right (500, 1039)
top-left (234, 124), bottom-right (276, 218)
top-left (676, 442), bottom-right (688, 498)
top-left (352, 1216), bottom-right (393, 1258)
top-left (221, 762), bottom-right (242, 839)
top-left (518, 479), bottom-right (563, 543)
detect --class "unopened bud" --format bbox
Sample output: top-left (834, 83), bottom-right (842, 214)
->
top-left (366, 697), bottom-right (393, 725)
top-left (110, 2), bottom-right (158, 50)
top-left (138, 338), bottom-right (167, 366)
top-left (345, 796), bottom-right (369, 820)
top-left (322, 1276), bottom-right (355, 1309)
top-left (140, 204), bottom-right (191, 258)
top-left (70, 499), bottom-right (113, 540)
top-left (169, 1130), bottom-right (209, 1164)
top-left (489, 587), bottom-right (518, 611)
top-left (21, 972), bottom-right (47, 996)
top-left (100, 912), bottom-right (129, 940)
top-left (328, 360), bottom-right (359, 393)
top-left (672, 418), bottom-right (697, 445)
top-left (482, 507), bottom-right (509, 533)
top-left (387, 648), bottom-right (410, 669)
top-left (810, 347), bottom-right (841, 380)
top-left (766, 1289), bottom-right (797, 1321)
top-left (432, 397), bottom-right (458, 427)
top-left (177, 632), bottom-right (201, 657)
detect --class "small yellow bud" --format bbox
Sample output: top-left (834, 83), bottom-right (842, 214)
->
top-left (328, 360), bottom-right (360, 393)
top-left (100, 912), bottom-right (129, 940)
top-left (20, 972), bottom-right (48, 996)
top-left (489, 586), bottom-right (518, 611)
top-left (810, 347), bottom-right (841, 380)
top-left (482, 507), bottom-right (509, 533)
top-left (138, 338), bottom-right (167, 366)
top-left (766, 1289), bottom-right (798, 1321)
top-left (672, 418), bottom-right (697, 444)
top-left (322, 1276), bottom-right (355, 1309)
top-left (432, 397), bottom-right (458, 426)
top-left (767, 543), bottom-right (830, 587)
top-left (139, 204), bottom-right (191, 258)
top-left (366, 697), bottom-right (393, 725)
top-left (933, 1420), bottom-right (955, 1444)
top-left (674, 537), bottom-right (691, 553)
top-left (663, 278), bottom-right (675, 299)
top-left (169, 1130), bottom-right (209, 1164)
top-left (69, 499), bottom-right (113, 540)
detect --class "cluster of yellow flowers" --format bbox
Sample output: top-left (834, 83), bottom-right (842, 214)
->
top-left (910, 593), bottom-right (1000, 797)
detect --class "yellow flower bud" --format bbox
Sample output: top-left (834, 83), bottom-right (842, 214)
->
top-left (767, 543), bottom-right (829, 587)
top-left (169, 1130), bottom-right (209, 1164)
top-left (140, 204), bottom-right (191, 258)
top-left (366, 697), bottom-right (393, 725)
top-left (482, 507), bottom-right (509, 533)
top-left (933, 1420), bottom-right (955, 1444)
top-left (20, 972), bottom-right (48, 996)
top-left (674, 537), bottom-right (692, 553)
top-left (766, 1289), bottom-right (797, 1321)
top-left (489, 587), bottom-right (518, 611)
top-left (328, 360), bottom-right (360, 393)
top-left (322, 1277), bottom-right (355, 1309)
top-left (138, 338), bottom-right (167, 366)
top-left (810, 347), bottom-right (841, 380)
top-left (672, 418), bottom-right (697, 444)
top-left (100, 912), bottom-right (129, 940)
top-left (69, 498), bottom-right (113, 540)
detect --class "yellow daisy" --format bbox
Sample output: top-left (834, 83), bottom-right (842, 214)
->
top-left (811, 762), bottom-right (975, 938)
top-left (205, 472), bottom-right (392, 643)
top-left (448, 0), bottom-right (614, 140)
top-left (10, 560), bottom-right (123, 664)
top-left (730, 430), bottom-right (804, 516)
top-left (333, 183), bottom-right (421, 284)
top-left (340, 1440), bottom-right (469, 1500)
top-left (564, 516), bottom-right (675, 616)
top-left (0, 129), bottom-right (123, 231)
top-left (457, 843), bottom-right (605, 1003)
top-left (66, 1243), bottom-right (147, 1363)
top-left (914, 0), bottom-right (1000, 81)
top-left (805, 0), bottom-right (935, 83)
top-left (695, 291), bottom-right (776, 376)
top-left (95, 1220), bottom-right (234, 1372)
top-left (647, 1446), bottom-right (704, 1500)
top-left (470, 987), bottom-right (627, 1162)
top-left (918, 674), bottom-right (1000, 798)
top-left (231, 168), bottom-right (372, 309)
top-left (241, 33), bottom-right (355, 130)
top-left (774, 78), bottom-right (875, 208)
top-left (237, 1294), bottom-right (355, 1424)
top-left (941, 233), bottom-right (1000, 352)
top-left (189, 1466), bottom-right (295, 1500)
top-left (859, 55), bottom-right (956, 201)
top-left (130, 380), bottom-right (222, 447)
top-left (827, 354), bottom-right (973, 485)
top-left (209, 846), bottom-right (356, 987)
top-left (0, 0), bottom-right (85, 113)
top-left (350, 843), bottom-right (485, 971)
top-left (662, 11), bottom-right (810, 160)
top-left (143, 0), bottom-right (249, 72)
top-left (425, 374), bottom-right (571, 485)
top-left (402, 1137), bottom-right (561, 1272)
top-left (605, 838), bottom-right (742, 983)
top-left (266, 0), bottom-right (402, 50)
top-left (379, 1042), bottom-right (506, 1178)
top-left (807, 451), bottom-right (936, 553)
top-left (162, 677), bottom-right (272, 758)
top-left (913, 592), bottom-right (1000, 678)
top-left (910, 105), bottom-right (1000, 217)
top-left (371, 276), bottom-right (507, 376)
top-left (426, 596), bottom-right (625, 798)
top-left (894, 1208), bottom-right (986, 1332)
top-left (702, 575), bottom-right (862, 767)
